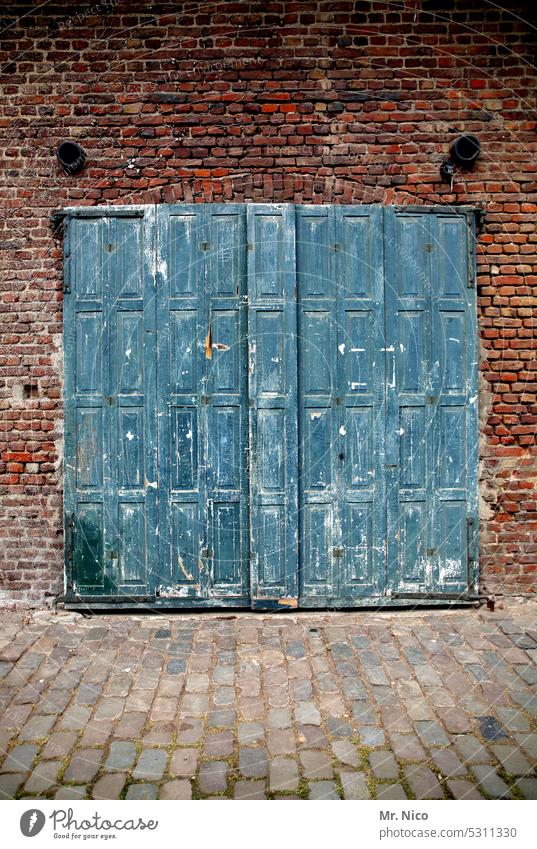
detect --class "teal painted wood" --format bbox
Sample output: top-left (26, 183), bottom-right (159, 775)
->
top-left (247, 205), bottom-right (299, 605)
top-left (64, 203), bottom-right (479, 607)
top-left (64, 207), bottom-right (157, 596)
top-left (296, 206), bottom-right (386, 602)
top-left (384, 208), bottom-right (478, 596)
top-left (156, 205), bottom-right (249, 599)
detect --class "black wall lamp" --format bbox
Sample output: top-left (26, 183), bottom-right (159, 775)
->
top-left (440, 134), bottom-right (480, 184)
top-left (56, 140), bottom-right (86, 174)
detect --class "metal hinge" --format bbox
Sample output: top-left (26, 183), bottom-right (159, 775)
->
top-left (200, 241), bottom-right (209, 251)
top-left (105, 396), bottom-right (116, 405)
top-left (426, 395), bottom-right (436, 405)
top-left (107, 242), bottom-right (114, 253)
top-left (332, 547), bottom-right (344, 558)
top-left (107, 550), bottom-right (118, 560)
top-left (65, 513), bottom-right (74, 564)
top-left (332, 243), bottom-right (341, 252)
top-left (475, 208), bottom-right (487, 234)
top-left (424, 243), bottom-right (433, 253)
top-left (427, 548), bottom-right (436, 557)
top-left (200, 548), bottom-right (212, 558)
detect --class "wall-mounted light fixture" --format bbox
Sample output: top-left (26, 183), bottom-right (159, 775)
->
top-left (440, 134), bottom-right (481, 184)
top-left (56, 140), bottom-right (86, 174)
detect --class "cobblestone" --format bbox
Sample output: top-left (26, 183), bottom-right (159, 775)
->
top-left (0, 606), bottom-right (535, 800)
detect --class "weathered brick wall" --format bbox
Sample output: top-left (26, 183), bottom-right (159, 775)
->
top-left (0, 0), bottom-right (536, 605)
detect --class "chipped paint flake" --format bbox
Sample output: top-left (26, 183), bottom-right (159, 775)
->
top-left (125, 431), bottom-right (134, 441)
top-left (338, 343), bottom-right (345, 355)
top-left (339, 425), bottom-right (347, 436)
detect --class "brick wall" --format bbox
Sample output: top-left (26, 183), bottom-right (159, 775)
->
top-left (1, 0), bottom-right (536, 605)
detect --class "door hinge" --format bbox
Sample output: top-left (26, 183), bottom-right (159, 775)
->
top-left (424, 243), bottom-right (433, 252)
top-left (107, 550), bottom-right (118, 560)
top-left (332, 547), bottom-right (344, 558)
top-left (65, 513), bottom-right (75, 563)
top-left (105, 396), bottom-right (116, 405)
top-left (200, 241), bottom-right (209, 251)
top-left (332, 243), bottom-right (341, 252)
top-left (107, 242), bottom-right (115, 253)
top-left (200, 548), bottom-right (212, 558)
top-left (427, 548), bottom-right (436, 557)
top-left (426, 395), bottom-right (436, 405)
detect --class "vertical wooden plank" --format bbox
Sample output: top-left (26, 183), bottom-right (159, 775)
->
top-left (156, 204), bottom-right (207, 598)
top-left (206, 205), bottom-right (249, 598)
top-left (296, 206), bottom-right (337, 601)
top-left (248, 204), bottom-right (298, 607)
top-left (335, 205), bottom-right (386, 599)
top-left (384, 209), bottom-right (433, 594)
top-left (64, 214), bottom-right (107, 595)
top-left (430, 213), bottom-right (477, 593)
top-left (385, 209), bottom-right (477, 598)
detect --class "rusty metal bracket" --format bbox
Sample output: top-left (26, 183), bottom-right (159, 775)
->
top-left (50, 210), bottom-right (66, 235)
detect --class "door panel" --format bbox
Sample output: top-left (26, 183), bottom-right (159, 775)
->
top-left (247, 205), bottom-right (298, 606)
top-left (384, 209), bottom-right (478, 597)
top-left (157, 205), bottom-right (249, 600)
top-left (64, 209), bottom-right (157, 596)
top-left (297, 206), bottom-right (385, 602)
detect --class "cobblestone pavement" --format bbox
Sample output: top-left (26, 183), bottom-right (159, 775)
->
top-left (0, 603), bottom-right (536, 801)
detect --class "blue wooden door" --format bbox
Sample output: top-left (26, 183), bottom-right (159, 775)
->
top-left (64, 203), bottom-right (478, 607)
top-left (64, 207), bottom-right (158, 598)
top-left (296, 206), bottom-right (386, 604)
top-left (384, 208), bottom-right (478, 597)
top-left (156, 205), bottom-right (250, 602)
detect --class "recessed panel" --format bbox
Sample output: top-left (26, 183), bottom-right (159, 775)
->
top-left (117, 312), bottom-right (143, 393)
top-left (213, 503), bottom-right (241, 586)
top-left (171, 503), bottom-right (199, 585)
top-left (342, 505), bottom-right (372, 584)
top-left (342, 215), bottom-right (373, 297)
top-left (253, 214), bottom-right (284, 299)
top-left (118, 409), bottom-right (143, 490)
top-left (210, 310), bottom-right (239, 393)
top-left (212, 407), bottom-right (240, 489)
top-left (302, 311), bottom-right (332, 395)
top-left (74, 503), bottom-right (103, 586)
top-left (256, 311), bottom-right (284, 395)
top-left (346, 312), bottom-right (372, 392)
top-left (347, 408), bottom-right (373, 488)
top-left (258, 410), bottom-right (284, 491)
top-left (439, 502), bottom-right (466, 585)
top-left (171, 408), bottom-right (197, 490)
top-left (303, 504), bottom-right (332, 585)
top-left (75, 313), bottom-right (103, 393)
top-left (304, 409), bottom-right (332, 490)
top-left (397, 216), bottom-right (427, 297)
top-left (439, 312), bottom-right (465, 393)
top-left (76, 408), bottom-right (103, 488)
top-left (399, 406), bottom-right (425, 488)
top-left (118, 503), bottom-right (146, 582)
top-left (170, 311), bottom-right (197, 393)
top-left (439, 407), bottom-right (466, 488)
top-left (297, 214), bottom-right (331, 297)
top-left (400, 503), bottom-right (427, 584)
top-left (115, 218), bottom-right (143, 298)
top-left (73, 219), bottom-right (104, 299)
top-left (438, 218), bottom-right (466, 297)
top-left (169, 215), bottom-right (199, 297)
top-left (258, 506), bottom-right (285, 586)
top-left (210, 214), bottom-right (241, 296)
top-left (398, 312), bottom-right (425, 393)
